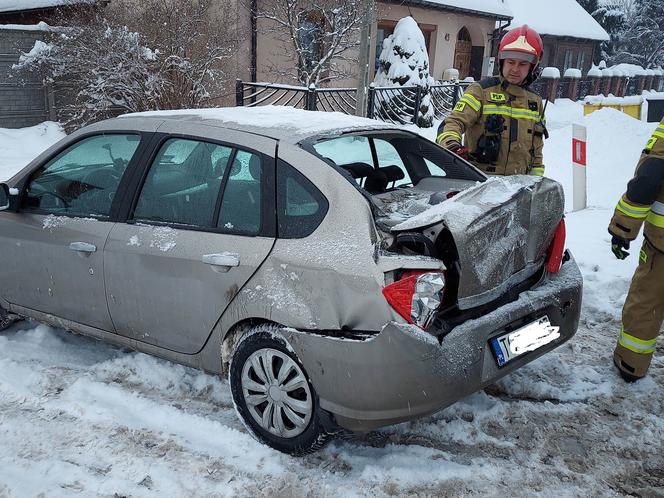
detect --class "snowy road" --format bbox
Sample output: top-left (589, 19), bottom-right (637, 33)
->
top-left (1, 102), bottom-right (664, 497)
top-left (1, 315), bottom-right (662, 497)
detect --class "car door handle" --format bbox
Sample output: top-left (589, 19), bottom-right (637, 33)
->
top-left (69, 242), bottom-right (97, 254)
top-left (202, 253), bottom-right (240, 269)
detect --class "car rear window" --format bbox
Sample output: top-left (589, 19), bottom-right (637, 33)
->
top-left (308, 132), bottom-right (483, 193)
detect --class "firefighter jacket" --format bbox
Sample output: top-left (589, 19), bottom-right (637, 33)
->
top-left (609, 118), bottom-right (664, 253)
top-left (436, 76), bottom-right (547, 176)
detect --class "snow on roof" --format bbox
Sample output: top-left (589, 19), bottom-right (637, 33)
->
top-left (410, 0), bottom-right (512, 18)
top-left (123, 106), bottom-right (398, 141)
top-left (506, 0), bottom-right (610, 41)
top-left (0, 0), bottom-right (91, 13)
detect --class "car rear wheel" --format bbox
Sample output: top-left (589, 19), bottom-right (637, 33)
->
top-left (229, 325), bottom-right (334, 455)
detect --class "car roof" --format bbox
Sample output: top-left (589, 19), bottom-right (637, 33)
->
top-left (111, 106), bottom-right (401, 144)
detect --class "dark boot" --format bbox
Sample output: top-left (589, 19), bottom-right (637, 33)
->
top-left (613, 357), bottom-right (644, 383)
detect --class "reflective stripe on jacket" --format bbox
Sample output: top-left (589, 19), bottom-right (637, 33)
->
top-left (609, 117), bottom-right (664, 252)
top-left (436, 76), bottom-right (546, 176)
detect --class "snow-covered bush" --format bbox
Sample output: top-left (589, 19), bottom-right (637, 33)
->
top-left (373, 16), bottom-right (434, 128)
top-left (13, 0), bottom-right (236, 129)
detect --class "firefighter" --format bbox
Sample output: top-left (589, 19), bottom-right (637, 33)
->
top-left (437, 25), bottom-right (548, 176)
top-left (609, 117), bottom-right (664, 382)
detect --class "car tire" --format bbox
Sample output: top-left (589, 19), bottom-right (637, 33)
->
top-left (229, 324), bottom-right (334, 455)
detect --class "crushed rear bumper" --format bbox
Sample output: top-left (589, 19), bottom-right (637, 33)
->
top-left (283, 254), bottom-right (583, 432)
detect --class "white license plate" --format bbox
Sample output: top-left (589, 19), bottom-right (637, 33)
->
top-left (490, 316), bottom-right (561, 367)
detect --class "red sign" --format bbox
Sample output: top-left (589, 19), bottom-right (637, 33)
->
top-left (572, 138), bottom-right (586, 166)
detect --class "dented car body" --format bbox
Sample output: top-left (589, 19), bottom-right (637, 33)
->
top-left (0, 108), bottom-right (582, 454)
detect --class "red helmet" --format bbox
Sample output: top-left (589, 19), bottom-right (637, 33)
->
top-left (498, 25), bottom-right (543, 66)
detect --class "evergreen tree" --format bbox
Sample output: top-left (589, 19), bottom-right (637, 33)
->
top-left (373, 16), bottom-right (434, 127)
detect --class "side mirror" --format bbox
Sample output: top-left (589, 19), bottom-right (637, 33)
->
top-left (0, 183), bottom-right (18, 212)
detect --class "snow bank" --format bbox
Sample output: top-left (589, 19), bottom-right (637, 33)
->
top-left (0, 121), bottom-right (65, 181)
top-left (584, 95), bottom-right (643, 105)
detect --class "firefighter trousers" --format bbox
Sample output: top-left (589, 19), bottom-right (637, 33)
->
top-left (614, 240), bottom-right (664, 378)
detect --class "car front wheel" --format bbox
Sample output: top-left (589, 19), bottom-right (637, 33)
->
top-left (229, 325), bottom-right (334, 455)
top-left (0, 305), bottom-right (20, 331)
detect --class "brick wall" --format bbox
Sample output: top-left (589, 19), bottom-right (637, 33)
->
top-left (0, 28), bottom-right (51, 128)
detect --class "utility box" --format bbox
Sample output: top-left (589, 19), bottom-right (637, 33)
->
top-left (646, 97), bottom-right (664, 122)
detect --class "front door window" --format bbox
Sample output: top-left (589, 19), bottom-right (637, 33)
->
top-left (23, 134), bottom-right (140, 217)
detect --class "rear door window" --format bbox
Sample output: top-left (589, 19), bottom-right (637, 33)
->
top-left (217, 150), bottom-right (263, 235)
top-left (133, 138), bottom-right (231, 227)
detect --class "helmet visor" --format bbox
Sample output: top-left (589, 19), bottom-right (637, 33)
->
top-left (499, 50), bottom-right (538, 65)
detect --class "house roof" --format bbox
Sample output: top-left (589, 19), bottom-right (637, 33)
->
top-left (0, 0), bottom-right (92, 13)
top-left (388, 0), bottom-right (513, 20)
top-left (506, 0), bottom-right (610, 41)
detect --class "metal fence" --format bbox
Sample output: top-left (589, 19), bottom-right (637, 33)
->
top-left (236, 80), bottom-right (470, 126)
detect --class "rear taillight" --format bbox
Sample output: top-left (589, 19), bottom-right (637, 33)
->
top-left (546, 219), bottom-right (566, 273)
top-left (382, 271), bottom-right (445, 328)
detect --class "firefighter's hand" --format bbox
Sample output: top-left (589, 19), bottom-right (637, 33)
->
top-left (611, 235), bottom-right (630, 260)
top-left (447, 141), bottom-right (469, 160)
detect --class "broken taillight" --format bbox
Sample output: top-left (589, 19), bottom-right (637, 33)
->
top-left (382, 271), bottom-right (445, 329)
top-left (546, 219), bottom-right (566, 273)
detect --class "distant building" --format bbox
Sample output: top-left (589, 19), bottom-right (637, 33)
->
top-left (0, 0), bottom-right (105, 24)
top-left (505, 0), bottom-right (609, 74)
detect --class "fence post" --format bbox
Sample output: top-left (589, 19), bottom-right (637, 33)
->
top-left (452, 81), bottom-right (461, 106)
top-left (307, 83), bottom-right (317, 111)
top-left (235, 79), bottom-right (244, 107)
top-left (367, 83), bottom-right (375, 119)
top-left (412, 86), bottom-right (422, 125)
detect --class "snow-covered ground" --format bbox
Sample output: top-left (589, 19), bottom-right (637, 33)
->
top-left (1, 103), bottom-right (663, 497)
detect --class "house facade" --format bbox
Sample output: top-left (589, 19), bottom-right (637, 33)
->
top-left (250, 0), bottom-right (513, 87)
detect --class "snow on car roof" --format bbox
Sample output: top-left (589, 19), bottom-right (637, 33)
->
top-left (506, 0), bottom-right (610, 41)
top-left (123, 106), bottom-right (399, 142)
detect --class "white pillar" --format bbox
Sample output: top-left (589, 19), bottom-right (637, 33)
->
top-left (572, 123), bottom-right (587, 212)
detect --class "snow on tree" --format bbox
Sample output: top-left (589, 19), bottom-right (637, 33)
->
top-left (579, 0), bottom-right (664, 68)
top-left (13, 0), bottom-right (238, 129)
top-left (252, 0), bottom-right (366, 86)
top-left (373, 16), bottom-right (434, 128)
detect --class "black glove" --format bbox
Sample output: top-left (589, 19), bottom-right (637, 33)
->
top-left (611, 235), bottom-right (630, 260)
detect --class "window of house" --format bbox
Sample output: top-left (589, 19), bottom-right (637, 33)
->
top-left (298, 15), bottom-right (324, 72)
top-left (577, 51), bottom-right (586, 70)
top-left (375, 21), bottom-right (433, 74)
top-left (563, 49), bottom-right (575, 72)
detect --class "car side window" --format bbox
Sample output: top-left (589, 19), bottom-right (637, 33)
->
top-left (134, 138), bottom-right (231, 227)
top-left (277, 159), bottom-right (328, 239)
top-left (312, 136), bottom-right (373, 186)
top-left (374, 138), bottom-right (412, 186)
top-left (218, 150), bottom-right (262, 234)
top-left (23, 134), bottom-right (140, 217)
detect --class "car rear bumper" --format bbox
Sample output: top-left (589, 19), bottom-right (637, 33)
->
top-left (283, 253), bottom-right (583, 432)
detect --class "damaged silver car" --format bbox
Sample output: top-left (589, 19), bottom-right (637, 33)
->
top-left (0, 107), bottom-right (582, 455)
